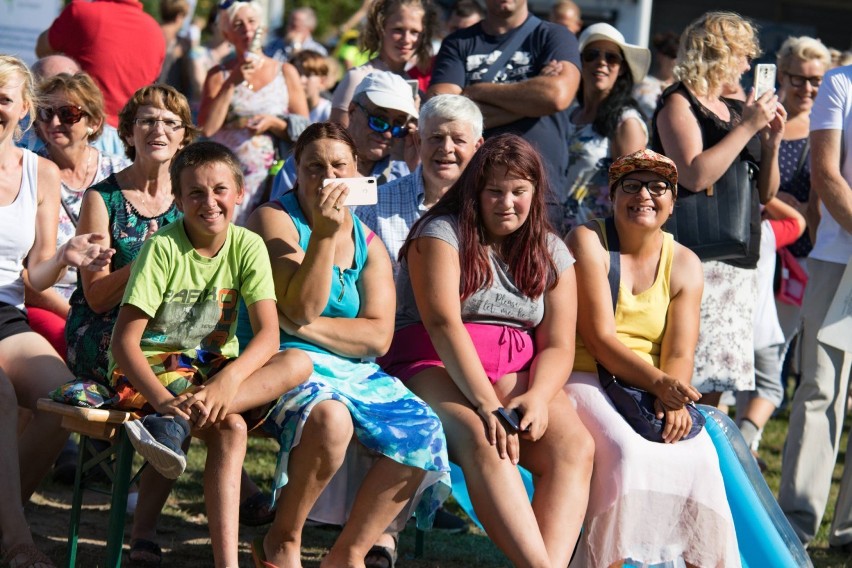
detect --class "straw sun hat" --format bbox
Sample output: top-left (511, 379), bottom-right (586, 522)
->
top-left (578, 23), bottom-right (652, 83)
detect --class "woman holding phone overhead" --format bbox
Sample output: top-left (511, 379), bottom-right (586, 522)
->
top-left (652, 11), bottom-right (785, 405)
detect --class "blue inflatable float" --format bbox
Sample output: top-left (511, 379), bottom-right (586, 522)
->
top-left (448, 405), bottom-right (812, 567)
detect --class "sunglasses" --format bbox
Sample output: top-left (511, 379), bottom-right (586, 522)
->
top-left (581, 48), bottom-right (624, 66)
top-left (355, 102), bottom-right (408, 138)
top-left (218, 0), bottom-right (236, 9)
top-left (619, 178), bottom-right (673, 197)
top-left (37, 105), bottom-right (86, 125)
top-left (787, 73), bottom-right (822, 88)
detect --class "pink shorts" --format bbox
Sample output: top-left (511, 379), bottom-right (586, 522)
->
top-left (379, 322), bottom-right (535, 384)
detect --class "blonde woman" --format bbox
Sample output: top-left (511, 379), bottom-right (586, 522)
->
top-left (329, 0), bottom-right (438, 127)
top-left (0, 54), bottom-right (112, 568)
top-left (652, 11), bottom-right (785, 405)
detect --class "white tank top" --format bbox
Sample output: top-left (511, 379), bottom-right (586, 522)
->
top-left (0, 149), bottom-right (38, 308)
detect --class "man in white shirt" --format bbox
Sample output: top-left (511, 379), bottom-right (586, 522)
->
top-left (779, 63), bottom-right (852, 552)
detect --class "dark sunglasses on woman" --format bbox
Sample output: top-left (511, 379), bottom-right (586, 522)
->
top-left (355, 102), bottom-right (409, 138)
top-left (37, 105), bottom-right (86, 125)
top-left (581, 49), bottom-right (624, 66)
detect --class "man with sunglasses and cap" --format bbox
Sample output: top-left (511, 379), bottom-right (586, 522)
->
top-left (269, 70), bottom-right (414, 201)
top-left (428, 0), bottom-right (580, 194)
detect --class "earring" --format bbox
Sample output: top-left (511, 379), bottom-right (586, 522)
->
top-left (86, 126), bottom-right (94, 137)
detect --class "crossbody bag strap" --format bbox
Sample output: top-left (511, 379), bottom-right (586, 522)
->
top-left (795, 138), bottom-right (810, 177)
top-left (597, 217), bottom-right (621, 385)
top-left (477, 15), bottom-right (541, 84)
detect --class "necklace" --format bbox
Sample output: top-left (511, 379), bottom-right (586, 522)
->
top-left (63, 146), bottom-right (93, 190)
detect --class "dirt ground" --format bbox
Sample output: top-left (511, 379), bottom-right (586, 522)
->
top-left (26, 482), bottom-right (509, 568)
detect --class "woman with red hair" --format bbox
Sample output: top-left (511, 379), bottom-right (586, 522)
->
top-left (380, 133), bottom-right (594, 567)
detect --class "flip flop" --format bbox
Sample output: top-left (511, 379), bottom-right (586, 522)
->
top-left (364, 534), bottom-right (398, 568)
top-left (251, 536), bottom-right (279, 568)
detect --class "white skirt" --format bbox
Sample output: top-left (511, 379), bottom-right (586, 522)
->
top-left (693, 261), bottom-right (757, 393)
top-left (565, 372), bottom-right (740, 568)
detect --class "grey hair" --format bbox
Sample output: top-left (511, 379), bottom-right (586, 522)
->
top-left (418, 94), bottom-right (483, 140)
top-left (219, 0), bottom-right (265, 33)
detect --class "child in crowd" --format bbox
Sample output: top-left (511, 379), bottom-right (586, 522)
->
top-left (290, 50), bottom-right (333, 124)
top-left (108, 140), bottom-right (311, 567)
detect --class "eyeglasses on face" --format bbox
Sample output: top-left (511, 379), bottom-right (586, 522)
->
top-left (787, 73), bottom-right (822, 88)
top-left (133, 117), bottom-right (185, 132)
top-left (619, 178), bottom-right (672, 196)
top-left (37, 105), bottom-right (86, 125)
top-left (581, 48), bottom-right (624, 66)
top-left (355, 102), bottom-right (408, 138)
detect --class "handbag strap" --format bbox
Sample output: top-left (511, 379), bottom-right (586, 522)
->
top-left (477, 15), bottom-right (541, 84)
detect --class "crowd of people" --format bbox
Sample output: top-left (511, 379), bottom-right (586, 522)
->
top-left (3, 0), bottom-right (852, 567)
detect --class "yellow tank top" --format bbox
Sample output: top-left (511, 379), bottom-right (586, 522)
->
top-left (573, 223), bottom-right (674, 372)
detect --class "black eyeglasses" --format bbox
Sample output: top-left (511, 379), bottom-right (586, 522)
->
top-left (37, 105), bottom-right (86, 125)
top-left (619, 178), bottom-right (672, 196)
top-left (581, 48), bottom-right (624, 66)
top-left (355, 102), bottom-right (408, 138)
top-left (787, 73), bottom-right (822, 88)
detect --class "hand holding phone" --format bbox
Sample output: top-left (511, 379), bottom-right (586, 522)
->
top-left (322, 177), bottom-right (378, 206)
top-left (754, 63), bottom-right (777, 99)
top-left (496, 407), bottom-right (524, 432)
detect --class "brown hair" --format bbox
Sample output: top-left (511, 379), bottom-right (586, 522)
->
top-left (37, 72), bottom-right (106, 140)
top-left (117, 84), bottom-right (198, 160)
top-left (290, 50), bottom-right (330, 77)
top-left (170, 140), bottom-right (244, 197)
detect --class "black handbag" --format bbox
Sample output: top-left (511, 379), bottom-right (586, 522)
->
top-left (663, 159), bottom-right (758, 261)
top-left (597, 218), bottom-right (705, 443)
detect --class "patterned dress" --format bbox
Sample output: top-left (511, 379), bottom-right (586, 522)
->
top-left (238, 191), bottom-right (450, 529)
top-left (211, 67), bottom-right (290, 226)
top-left (65, 175), bottom-right (181, 383)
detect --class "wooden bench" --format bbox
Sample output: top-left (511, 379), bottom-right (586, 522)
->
top-left (37, 399), bottom-right (140, 568)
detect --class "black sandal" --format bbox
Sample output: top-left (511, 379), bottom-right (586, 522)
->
top-left (365, 534), bottom-right (398, 568)
top-left (239, 491), bottom-right (275, 527)
top-left (128, 539), bottom-right (162, 567)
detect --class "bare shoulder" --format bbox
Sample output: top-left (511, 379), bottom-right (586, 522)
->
top-left (247, 201), bottom-right (298, 242)
top-left (566, 221), bottom-right (605, 260)
top-left (670, 241), bottom-right (703, 294)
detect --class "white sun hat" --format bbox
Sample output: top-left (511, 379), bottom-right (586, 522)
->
top-left (579, 23), bottom-right (652, 83)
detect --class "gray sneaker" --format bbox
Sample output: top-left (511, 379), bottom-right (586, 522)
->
top-left (124, 415), bottom-right (190, 479)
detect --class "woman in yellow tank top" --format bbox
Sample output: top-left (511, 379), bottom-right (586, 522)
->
top-left (565, 150), bottom-right (742, 567)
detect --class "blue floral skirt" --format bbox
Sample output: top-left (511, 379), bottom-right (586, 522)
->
top-left (262, 351), bottom-right (451, 529)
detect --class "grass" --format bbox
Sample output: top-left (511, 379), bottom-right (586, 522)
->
top-left (29, 394), bottom-right (852, 567)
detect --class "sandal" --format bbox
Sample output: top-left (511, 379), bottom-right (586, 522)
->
top-left (251, 536), bottom-right (279, 568)
top-left (128, 539), bottom-right (162, 567)
top-left (1, 543), bottom-right (56, 568)
top-left (364, 534), bottom-right (398, 568)
top-left (240, 491), bottom-right (275, 526)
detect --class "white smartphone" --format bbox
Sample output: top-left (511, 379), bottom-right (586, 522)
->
top-left (323, 177), bottom-right (378, 207)
top-left (405, 79), bottom-right (419, 99)
top-left (754, 63), bottom-right (777, 99)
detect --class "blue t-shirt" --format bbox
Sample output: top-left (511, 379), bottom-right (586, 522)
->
top-left (430, 17), bottom-right (580, 190)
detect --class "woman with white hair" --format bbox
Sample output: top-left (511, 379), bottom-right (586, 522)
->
top-left (198, 0), bottom-right (308, 225)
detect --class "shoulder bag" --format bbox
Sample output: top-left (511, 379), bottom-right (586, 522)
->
top-left (597, 217), bottom-right (705, 442)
